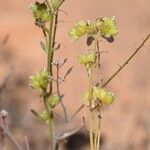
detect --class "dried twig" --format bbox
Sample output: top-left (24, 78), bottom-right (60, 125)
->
top-left (25, 136), bottom-right (30, 150)
top-left (0, 110), bottom-right (23, 150)
top-left (102, 34), bottom-right (150, 88)
top-left (56, 62), bottom-right (68, 122)
top-left (55, 123), bottom-right (83, 141)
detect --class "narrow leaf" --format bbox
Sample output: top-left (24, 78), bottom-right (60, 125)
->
top-left (54, 43), bottom-right (60, 51)
top-left (30, 109), bottom-right (41, 119)
top-left (64, 67), bottom-right (73, 79)
top-left (40, 41), bottom-right (48, 53)
top-left (60, 58), bottom-right (67, 68)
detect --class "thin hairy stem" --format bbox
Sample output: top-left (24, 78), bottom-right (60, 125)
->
top-left (44, 2), bottom-right (66, 149)
top-left (49, 11), bottom-right (59, 94)
top-left (95, 38), bottom-right (101, 85)
top-left (94, 38), bottom-right (102, 150)
top-left (54, 0), bottom-right (65, 12)
top-left (43, 96), bottom-right (54, 142)
top-left (48, 14), bottom-right (54, 93)
top-left (0, 124), bottom-right (23, 150)
top-left (97, 120), bottom-right (101, 150)
top-left (89, 111), bottom-right (94, 150)
top-left (56, 65), bottom-right (68, 122)
top-left (102, 34), bottom-right (150, 88)
top-left (55, 123), bottom-right (83, 140)
top-left (88, 66), bottom-right (94, 150)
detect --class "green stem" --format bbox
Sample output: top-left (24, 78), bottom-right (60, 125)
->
top-left (88, 37), bottom-right (100, 150)
top-left (45, 7), bottom-right (55, 150)
top-left (48, 12), bottom-right (59, 95)
top-left (88, 66), bottom-right (94, 150)
top-left (95, 37), bottom-right (101, 84)
top-left (94, 38), bottom-right (102, 150)
top-left (94, 129), bottom-right (97, 149)
top-left (52, 12), bottom-right (58, 48)
top-left (96, 121), bottom-right (101, 150)
top-left (89, 110), bottom-right (94, 150)
top-left (45, 2), bottom-right (64, 149)
top-left (47, 15), bottom-right (54, 75)
top-left (54, 0), bottom-right (65, 12)
top-left (44, 96), bottom-right (54, 139)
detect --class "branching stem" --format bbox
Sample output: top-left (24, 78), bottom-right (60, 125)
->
top-left (56, 65), bottom-right (68, 122)
top-left (44, 1), bottom-right (66, 149)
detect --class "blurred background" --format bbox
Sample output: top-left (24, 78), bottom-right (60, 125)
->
top-left (0, 0), bottom-right (150, 149)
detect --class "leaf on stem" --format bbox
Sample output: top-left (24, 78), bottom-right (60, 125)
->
top-left (63, 67), bottom-right (73, 80)
top-left (40, 41), bottom-right (48, 53)
top-left (30, 109), bottom-right (41, 119)
top-left (54, 43), bottom-right (60, 51)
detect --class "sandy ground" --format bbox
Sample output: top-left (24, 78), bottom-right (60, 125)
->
top-left (0, 0), bottom-right (150, 149)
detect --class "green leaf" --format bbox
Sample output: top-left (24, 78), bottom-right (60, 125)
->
top-left (40, 41), bottom-right (48, 53)
top-left (31, 109), bottom-right (40, 118)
